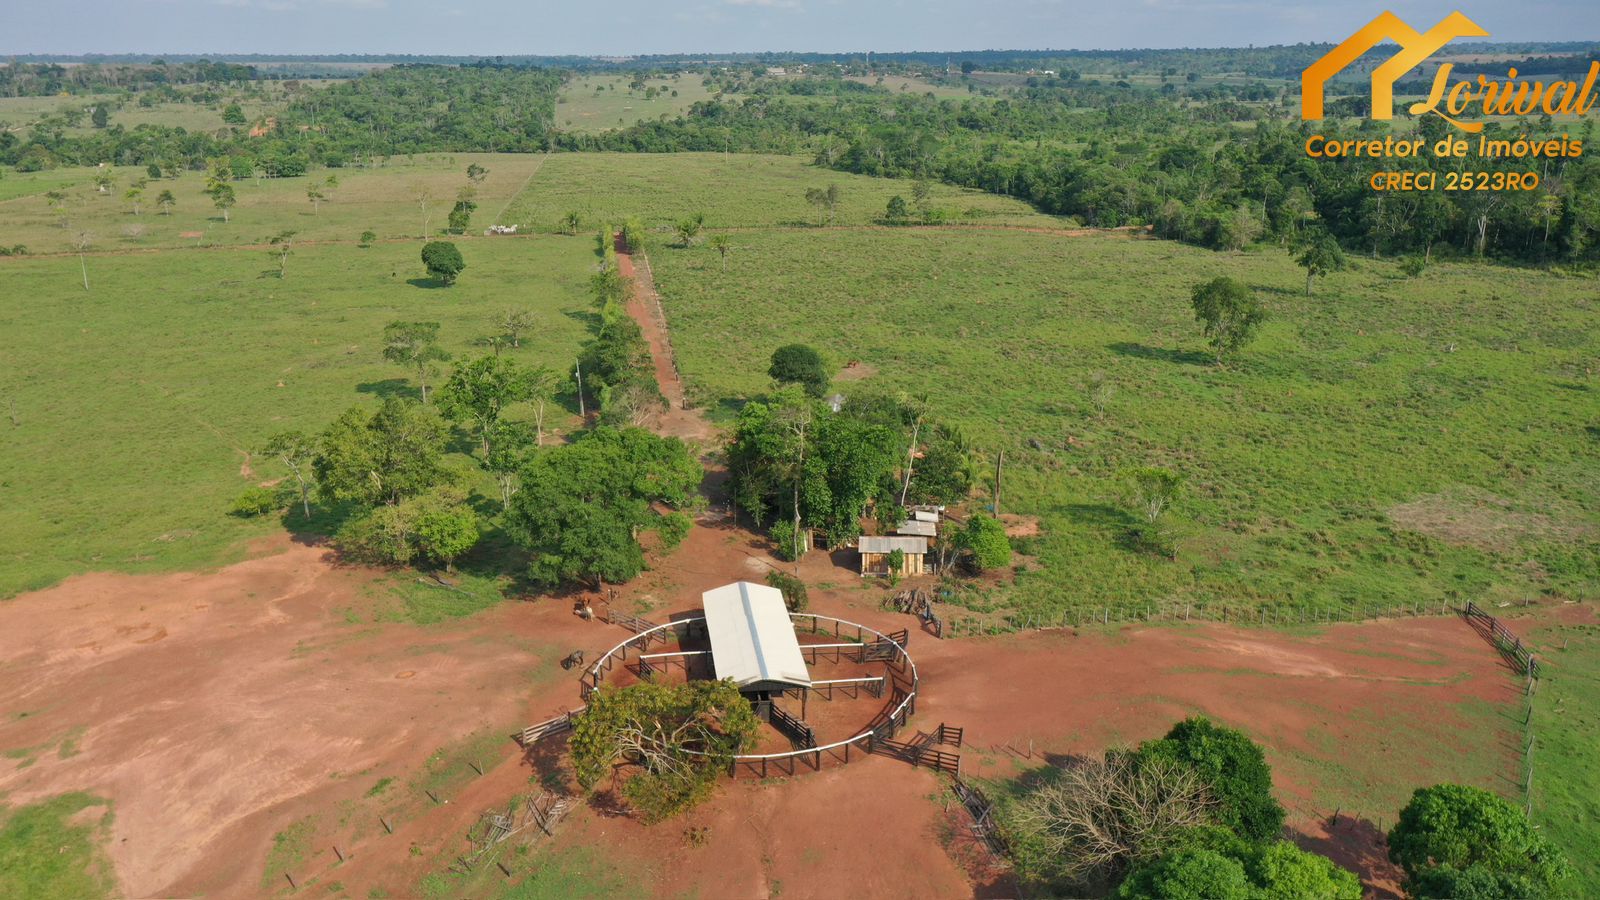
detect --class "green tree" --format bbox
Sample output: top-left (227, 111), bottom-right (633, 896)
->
top-left (437, 355), bottom-right (540, 458)
top-left (314, 398), bottom-right (449, 509)
top-left (1118, 834), bottom-right (1359, 900)
top-left (1388, 784), bottom-right (1572, 899)
top-left (205, 181), bottom-right (236, 223)
top-left (1124, 466), bottom-right (1182, 525)
top-left (768, 343), bottom-right (832, 398)
top-left (1295, 232), bottom-right (1346, 297)
top-left (466, 162), bottom-right (488, 183)
top-left (123, 186), bottom-right (144, 216)
top-left (447, 198), bottom-right (476, 234)
top-left (675, 212), bottom-right (704, 247)
top-left (421, 240), bottom-right (465, 285)
top-left (765, 570), bottom-right (808, 612)
top-left (507, 427), bottom-right (700, 589)
top-left (498, 307), bottom-right (535, 349)
top-left (413, 490), bottom-right (480, 572)
top-left (268, 229), bottom-right (296, 278)
top-left (382, 321), bottom-right (450, 404)
top-left (569, 680), bottom-right (759, 823)
top-left (959, 514), bottom-right (1011, 571)
top-left (1189, 277), bottom-right (1266, 364)
top-left (262, 430), bottom-right (316, 518)
top-left (221, 103), bottom-right (246, 126)
top-left (90, 104), bottom-right (109, 128)
top-left (708, 233), bottom-right (732, 270)
top-left (562, 209), bottom-right (582, 235)
top-left (358, 229), bottom-right (376, 247)
top-left (306, 185), bottom-right (326, 213)
top-left (155, 189), bottom-right (176, 216)
top-left (1133, 717), bottom-right (1285, 844)
top-left (885, 194), bottom-right (910, 223)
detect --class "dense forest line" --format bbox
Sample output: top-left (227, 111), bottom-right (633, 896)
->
top-left (560, 82), bottom-right (1600, 266)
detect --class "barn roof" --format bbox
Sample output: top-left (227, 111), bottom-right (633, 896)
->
top-left (895, 520), bottom-right (937, 537)
top-left (702, 582), bottom-right (811, 690)
top-left (859, 536), bottom-right (929, 554)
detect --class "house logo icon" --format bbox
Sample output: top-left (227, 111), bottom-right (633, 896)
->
top-left (1302, 11), bottom-right (1488, 122)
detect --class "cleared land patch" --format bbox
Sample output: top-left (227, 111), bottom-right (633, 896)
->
top-left (555, 74), bottom-right (717, 133)
top-left (0, 234), bottom-right (594, 596)
top-left (498, 152), bottom-right (1066, 232)
top-left (649, 227), bottom-right (1599, 619)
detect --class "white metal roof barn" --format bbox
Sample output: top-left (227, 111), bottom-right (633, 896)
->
top-left (701, 581), bottom-right (811, 692)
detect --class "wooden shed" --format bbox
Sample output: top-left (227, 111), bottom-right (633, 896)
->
top-left (858, 535), bottom-right (928, 577)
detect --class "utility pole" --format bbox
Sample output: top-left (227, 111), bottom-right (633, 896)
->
top-left (574, 359), bottom-right (585, 418)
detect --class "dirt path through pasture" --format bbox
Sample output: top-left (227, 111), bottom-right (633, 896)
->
top-left (616, 240), bottom-right (715, 445)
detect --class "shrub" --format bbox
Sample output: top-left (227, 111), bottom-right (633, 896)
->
top-left (768, 343), bottom-right (832, 398)
top-left (421, 240), bottom-right (466, 285)
top-left (765, 570), bottom-right (808, 612)
top-left (359, 229), bottom-right (376, 247)
top-left (1132, 717), bottom-right (1285, 843)
top-left (769, 520), bottom-right (799, 561)
top-left (959, 514), bottom-right (1011, 571)
top-left (1388, 783), bottom-right (1571, 899)
top-left (1118, 832), bottom-right (1359, 900)
top-left (230, 486), bottom-right (278, 517)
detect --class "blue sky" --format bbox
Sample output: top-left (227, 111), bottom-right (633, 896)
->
top-left (6, 1), bottom-right (1598, 56)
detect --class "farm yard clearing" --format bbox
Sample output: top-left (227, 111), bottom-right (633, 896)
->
top-left (0, 518), bottom-right (1555, 898)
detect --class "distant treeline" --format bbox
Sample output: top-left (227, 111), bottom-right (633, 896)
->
top-left (0, 60), bottom-right (259, 97)
top-left (0, 65), bottom-right (561, 172)
top-left (559, 80), bottom-right (1600, 266)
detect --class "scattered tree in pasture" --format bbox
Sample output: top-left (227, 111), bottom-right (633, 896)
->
top-left (497, 307), bottom-right (536, 348)
top-left (1388, 784), bottom-right (1571, 899)
top-left (155, 189), bottom-right (176, 215)
top-left (447, 196), bottom-right (476, 234)
top-left (205, 181), bottom-right (236, 223)
top-left (146, 163), bottom-right (162, 179)
top-left (93, 171), bottom-right (114, 194)
top-left (768, 343), bottom-right (832, 398)
top-left (1295, 231), bottom-right (1346, 297)
top-left (1123, 466), bottom-right (1182, 525)
top-left (268, 230), bottom-right (296, 278)
top-left (306, 185), bottom-right (326, 213)
top-left (90, 103), bottom-right (109, 128)
top-left (466, 162), bottom-right (488, 184)
top-left (221, 103), bottom-right (247, 126)
top-left (381, 321), bottom-right (450, 404)
top-left (71, 231), bottom-right (93, 291)
top-left (437, 355), bottom-right (541, 458)
top-left (1189, 276), bottom-right (1265, 364)
top-left (675, 212), bottom-right (704, 247)
top-left (261, 429), bottom-right (317, 518)
top-left (421, 240), bottom-right (466, 285)
top-left (410, 183), bottom-right (434, 237)
top-left (1132, 717), bottom-right (1285, 844)
top-left (885, 194), bottom-right (910, 223)
top-left (708, 233), bottom-right (732, 270)
top-left (314, 397), bottom-right (448, 509)
top-left (804, 184), bottom-right (841, 225)
top-left (1086, 371), bottom-right (1114, 419)
top-left (562, 209), bottom-right (582, 235)
top-left (569, 680), bottom-right (759, 823)
top-left (123, 186), bottom-right (144, 216)
top-left (507, 427), bottom-right (700, 590)
top-left (358, 229), bottom-right (376, 247)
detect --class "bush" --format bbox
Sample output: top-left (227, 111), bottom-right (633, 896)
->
top-left (768, 343), bottom-right (832, 398)
top-left (656, 511), bottom-right (692, 551)
top-left (1132, 717), bottom-right (1285, 843)
top-left (769, 520), bottom-right (799, 561)
top-left (358, 229), bottom-right (376, 247)
top-left (960, 514), bottom-right (1012, 571)
top-left (421, 240), bottom-right (466, 285)
top-left (1388, 783), bottom-right (1571, 899)
top-left (765, 570), bottom-right (808, 612)
top-left (230, 486), bottom-right (279, 517)
top-left (1118, 832), bottom-right (1359, 900)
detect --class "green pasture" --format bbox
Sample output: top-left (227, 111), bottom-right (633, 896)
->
top-left (649, 227), bottom-right (1599, 619)
top-left (0, 235), bottom-right (595, 597)
top-left (1527, 614), bottom-right (1600, 884)
top-left (499, 151), bottom-right (1064, 233)
top-left (0, 152), bottom-right (546, 252)
top-left (555, 74), bottom-right (718, 133)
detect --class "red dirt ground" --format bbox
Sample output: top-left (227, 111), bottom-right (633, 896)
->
top-left (0, 241), bottom-right (1552, 899)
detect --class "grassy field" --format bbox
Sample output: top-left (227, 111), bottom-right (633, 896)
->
top-left (843, 74), bottom-right (979, 99)
top-left (0, 152), bottom-right (546, 253)
top-left (1527, 613), bottom-right (1600, 884)
top-left (556, 74), bottom-right (718, 133)
top-left (499, 152), bottom-right (1065, 233)
top-left (0, 233), bottom-right (595, 597)
top-left (649, 227), bottom-right (1599, 620)
top-left (0, 90), bottom-right (288, 136)
top-left (0, 793), bottom-right (115, 898)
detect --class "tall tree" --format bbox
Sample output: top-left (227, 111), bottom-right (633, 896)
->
top-left (437, 355), bottom-right (538, 458)
top-left (262, 430), bottom-right (317, 518)
top-left (381, 321), bottom-right (449, 404)
top-left (314, 398), bottom-right (449, 509)
top-left (1295, 232), bottom-right (1346, 297)
top-left (1189, 277), bottom-right (1266, 364)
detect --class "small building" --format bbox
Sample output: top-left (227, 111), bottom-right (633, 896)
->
top-left (701, 582), bottom-right (811, 696)
top-left (909, 507), bottom-right (941, 524)
top-left (895, 519), bottom-right (937, 539)
top-left (858, 535), bottom-right (928, 577)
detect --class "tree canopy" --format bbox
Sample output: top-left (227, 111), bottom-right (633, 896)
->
top-left (1132, 716), bottom-right (1285, 843)
top-left (768, 343), bottom-right (833, 398)
top-left (1189, 277), bottom-right (1266, 364)
top-left (1388, 783), bottom-right (1572, 899)
top-left (506, 427), bottom-right (699, 589)
top-left (421, 240), bottom-right (466, 285)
